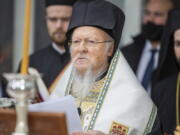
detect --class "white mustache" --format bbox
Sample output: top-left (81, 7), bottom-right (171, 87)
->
top-left (72, 54), bottom-right (88, 64)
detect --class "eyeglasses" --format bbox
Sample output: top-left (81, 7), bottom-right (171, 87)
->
top-left (68, 39), bottom-right (113, 48)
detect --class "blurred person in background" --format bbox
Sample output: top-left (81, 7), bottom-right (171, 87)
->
top-left (20, 0), bottom-right (76, 92)
top-left (121, 0), bottom-right (174, 96)
top-left (153, 8), bottom-right (180, 135)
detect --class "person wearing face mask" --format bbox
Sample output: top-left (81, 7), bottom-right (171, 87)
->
top-left (121, 0), bottom-right (174, 96)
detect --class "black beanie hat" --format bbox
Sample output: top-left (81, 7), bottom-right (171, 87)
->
top-left (66, 0), bottom-right (125, 52)
top-left (45, 0), bottom-right (76, 7)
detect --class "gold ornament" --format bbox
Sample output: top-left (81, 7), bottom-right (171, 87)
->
top-left (175, 73), bottom-right (180, 135)
top-left (174, 126), bottom-right (180, 135)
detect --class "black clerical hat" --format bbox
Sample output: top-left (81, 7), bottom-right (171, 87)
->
top-left (45, 0), bottom-right (76, 7)
top-left (66, 0), bottom-right (125, 52)
top-left (155, 8), bottom-right (180, 83)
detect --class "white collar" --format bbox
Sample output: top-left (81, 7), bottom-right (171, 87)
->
top-left (144, 40), bottom-right (160, 52)
top-left (52, 42), bottom-right (66, 55)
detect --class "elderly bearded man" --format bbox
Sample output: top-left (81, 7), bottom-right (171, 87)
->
top-left (50, 0), bottom-right (160, 134)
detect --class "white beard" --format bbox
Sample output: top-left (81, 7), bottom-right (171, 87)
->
top-left (70, 53), bottom-right (109, 100)
top-left (71, 66), bottom-right (96, 100)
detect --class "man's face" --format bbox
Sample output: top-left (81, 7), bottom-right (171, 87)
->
top-left (70, 26), bottom-right (114, 75)
top-left (143, 0), bottom-right (172, 25)
top-left (46, 5), bottom-right (72, 46)
top-left (174, 29), bottom-right (180, 65)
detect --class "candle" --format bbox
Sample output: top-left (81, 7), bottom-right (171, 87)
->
top-left (20, 0), bottom-right (31, 74)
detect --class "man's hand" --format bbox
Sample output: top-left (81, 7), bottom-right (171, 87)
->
top-left (72, 130), bottom-right (106, 135)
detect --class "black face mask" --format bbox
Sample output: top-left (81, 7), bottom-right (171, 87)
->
top-left (142, 22), bottom-right (164, 42)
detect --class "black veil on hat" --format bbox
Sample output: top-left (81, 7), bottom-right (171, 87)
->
top-left (45, 0), bottom-right (76, 7)
top-left (155, 8), bottom-right (180, 83)
top-left (66, 0), bottom-right (125, 53)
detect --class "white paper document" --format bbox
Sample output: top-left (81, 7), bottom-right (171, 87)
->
top-left (29, 95), bottom-right (82, 134)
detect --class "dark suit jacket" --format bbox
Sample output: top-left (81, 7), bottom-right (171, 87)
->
top-left (121, 34), bottom-right (158, 94)
top-left (121, 34), bottom-right (146, 73)
top-left (29, 44), bottom-right (70, 89)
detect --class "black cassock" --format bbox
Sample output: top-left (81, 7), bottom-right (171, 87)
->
top-left (151, 8), bottom-right (180, 135)
top-left (29, 44), bottom-right (70, 89)
top-left (153, 74), bottom-right (178, 134)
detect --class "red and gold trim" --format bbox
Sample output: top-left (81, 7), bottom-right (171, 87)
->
top-left (109, 121), bottom-right (129, 135)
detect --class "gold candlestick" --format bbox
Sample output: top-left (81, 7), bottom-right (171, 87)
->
top-left (21, 0), bottom-right (32, 75)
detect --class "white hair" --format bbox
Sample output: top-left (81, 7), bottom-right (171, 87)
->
top-left (104, 35), bottom-right (114, 58)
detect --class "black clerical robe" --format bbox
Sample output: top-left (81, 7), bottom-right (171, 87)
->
top-left (29, 45), bottom-right (70, 89)
top-left (153, 74), bottom-right (178, 134)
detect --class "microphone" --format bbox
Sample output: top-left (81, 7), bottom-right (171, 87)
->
top-left (77, 107), bottom-right (81, 116)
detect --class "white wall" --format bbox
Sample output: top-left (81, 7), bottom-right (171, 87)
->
top-left (107, 0), bottom-right (143, 46)
top-left (13, 0), bottom-right (35, 71)
top-left (123, 0), bottom-right (142, 46)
